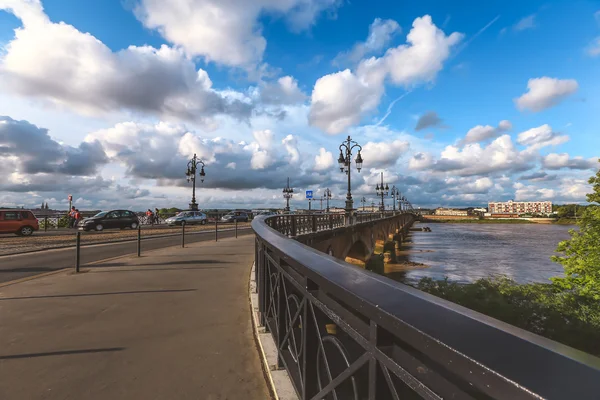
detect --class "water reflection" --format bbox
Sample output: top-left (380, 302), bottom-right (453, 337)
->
top-left (390, 223), bottom-right (574, 284)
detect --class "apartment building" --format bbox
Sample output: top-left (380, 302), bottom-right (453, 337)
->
top-left (435, 208), bottom-right (469, 216)
top-left (488, 200), bottom-right (552, 215)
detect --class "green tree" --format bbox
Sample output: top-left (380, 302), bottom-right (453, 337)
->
top-left (552, 159), bottom-right (600, 300)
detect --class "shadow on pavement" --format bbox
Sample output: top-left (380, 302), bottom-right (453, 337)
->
top-left (88, 259), bottom-right (228, 268)
top-left (0, 267), bottom-right (57, 273)
top-left (89, 266), bottom-right (226, 273)
top-left (0, 288), bottom-right (196, 301)
top-left (0, 347), bottom-right (125, 360)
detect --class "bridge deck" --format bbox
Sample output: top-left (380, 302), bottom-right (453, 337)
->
top-left (0, 236), bottom-right (270, 400)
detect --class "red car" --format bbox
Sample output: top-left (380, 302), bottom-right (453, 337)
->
top-left (0, 209), bottom-right (40, 236)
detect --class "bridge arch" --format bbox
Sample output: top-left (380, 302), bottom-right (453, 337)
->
top-left (344, 239), bottom-right (370, 263)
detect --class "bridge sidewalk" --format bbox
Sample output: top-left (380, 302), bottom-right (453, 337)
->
top-left (0, 235), bottom-right (270, 400)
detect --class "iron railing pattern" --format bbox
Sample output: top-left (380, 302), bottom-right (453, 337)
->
top-left (253, 214), bottom-right (600, 400)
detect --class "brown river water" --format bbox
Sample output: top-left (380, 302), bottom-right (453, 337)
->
top-left (387, 223), bottom-right (574, 284)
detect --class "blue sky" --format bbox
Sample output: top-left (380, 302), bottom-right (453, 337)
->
top-left (0, 0), bottom-right (598, 210)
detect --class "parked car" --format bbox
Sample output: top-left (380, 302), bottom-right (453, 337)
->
top-left (78, 210), bottom-right (139, 232)
top-left (258, 211), bottom-right (277, 217)
top-left (0, 209), bottom-right (39, 236)
top-left (165, 211), bottom-right (207, 226)
top-left (221, 211), bottom-right (249, 223)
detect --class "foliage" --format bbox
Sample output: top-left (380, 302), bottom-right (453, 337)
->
top-left (552, 160), bottom-right (600, 300)
top-left (416, 277), bottom-right (600, 356)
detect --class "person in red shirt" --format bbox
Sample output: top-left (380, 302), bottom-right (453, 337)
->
top-left (69, 206), bottom-right (77, 228)
top-left (146, 209), bottom-right (154, 225)
top-left (74, 209), bottom-right (82, 227)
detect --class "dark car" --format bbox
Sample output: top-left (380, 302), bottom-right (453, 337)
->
top-left (78, 210), bottom-right (139, 232)
top-left (221, 211), bottom-right (249, 223)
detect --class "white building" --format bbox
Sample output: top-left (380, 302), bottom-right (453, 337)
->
top-left (488, 200), bottom-right (552, 215)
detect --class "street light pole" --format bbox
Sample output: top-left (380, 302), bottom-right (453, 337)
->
top-left (324, 188), bottom-right (332, 213)
top-left (375, 172), bottom-right (389, 213)
top-left (185, 154), bottom-right (206, 211)
top-left (283, 177), bottom-right (294, 212)
top-left (360, 196), bottom-right (366, 211)
top-left (390, 186), bottom-right (399, 213)
top-left (337, 136), bottom-right (363, 224)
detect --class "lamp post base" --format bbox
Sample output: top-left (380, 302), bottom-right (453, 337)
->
top-left (189, 202), bottom-right (199, 211)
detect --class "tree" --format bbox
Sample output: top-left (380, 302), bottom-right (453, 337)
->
top-left (552, 160), bottom-right (600, 300)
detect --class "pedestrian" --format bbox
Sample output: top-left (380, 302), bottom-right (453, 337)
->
top-left (74, 209), bottom-right (82, 228)
top-left (69, 206), bottom-right (76, 228)
top-left (146, 209), bottom-right (154, 225)
top-left (154, 207), bottom-right (160, 224)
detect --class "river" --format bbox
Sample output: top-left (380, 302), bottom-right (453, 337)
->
top-left (388, 223), bottom-right (574, 285)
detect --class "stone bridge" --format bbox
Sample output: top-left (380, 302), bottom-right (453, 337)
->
top-left (294, 212), bottom-right (416, 262)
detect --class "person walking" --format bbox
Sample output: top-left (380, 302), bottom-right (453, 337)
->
top-left (74, 209), bottom-right (82, 228)
top-left (146, 209), bottom-right (154, 225)
top-left (69, 206), bottom-right (77, 228)
top-left (154, 208), bottom-right (160, 224)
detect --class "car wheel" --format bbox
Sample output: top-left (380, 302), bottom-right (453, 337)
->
top-left (131, 222), bottom-right (138, 229)
top-left (19, 226), bottom-right (34, 236)
top-left (95, 224), bottom-right (104, 232)
top-left (201, 219), bottom-right (207, 225)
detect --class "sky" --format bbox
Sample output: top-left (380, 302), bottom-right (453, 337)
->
top-left (0, 0), bottom-right (598, 211)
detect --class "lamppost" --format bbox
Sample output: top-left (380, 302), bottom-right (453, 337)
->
top-left (360, 197), bottom-right (367, 211)
top-left (375, 172), bottom-right (389, 212)
top-left (337, 136), bottom-right (363, 221)
top-left (185, 153), bottom-right (206, 211)
top-left (283, 177), bottom-right (294, 212)
top-left (324, 188), bottom-right (332, 213)
top-left (390, 186), bottom-right (399, 213)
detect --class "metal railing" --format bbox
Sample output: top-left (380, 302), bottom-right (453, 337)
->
top-left (252, 214), bottom-right (600, 400)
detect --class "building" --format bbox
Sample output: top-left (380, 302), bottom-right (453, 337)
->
top-left (435, 208), bottom-right (469, 216)
top-left (488, 200), bottom-right (552, 215)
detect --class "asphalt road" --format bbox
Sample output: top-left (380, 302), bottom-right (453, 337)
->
top-left (0, 228), bottom-right (254, 284)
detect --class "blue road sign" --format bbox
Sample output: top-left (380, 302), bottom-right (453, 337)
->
top-left (306, 190), bottom-right (313, 199)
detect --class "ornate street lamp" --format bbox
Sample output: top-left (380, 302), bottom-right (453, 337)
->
top-left (324, 188), bottom-right (332, 213)
top-left (375, 172), bottom-right (389, 212)
top-left (185, 153), bottom-right (206, 211)
top-left (390, 186), bottom-right (399, 213)
top-left (338, 136), bottom-right (363, 219)
top-left (360, 196), bottom-right (367, 211)
top-left (283, 177), bottom-right (294, 212)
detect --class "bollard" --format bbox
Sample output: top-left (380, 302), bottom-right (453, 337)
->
top-left (215, 218), bottom-right (218, 242)
top-left (44, 216), bottom-right (48, 232)
top-left (75, 231), bottom-right (81, 273)
top-left (137, 226), bottom-right (141, 257)
top-left (182, 222), bottom-right (185, 248)
top-left (235, 219), bottom-right (238, 238)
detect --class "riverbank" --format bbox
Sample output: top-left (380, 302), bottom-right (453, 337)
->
top-left (422, 218), bottom-right (534, 224)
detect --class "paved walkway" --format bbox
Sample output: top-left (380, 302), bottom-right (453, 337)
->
top-left (0, 236), bottom-right (270, 400)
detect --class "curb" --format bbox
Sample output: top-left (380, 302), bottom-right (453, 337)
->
top-left (0, 268), bottom-right (70, 289)
top-left (0, 227), bottom-right (253, 258)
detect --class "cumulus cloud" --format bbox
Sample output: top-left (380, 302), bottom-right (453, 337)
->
top-left (516, 124), bottom-right (569, 150)
top-left (0, 115), bottom-right (107, 176)
top-left (314, 148), bottom-right (334, 171)
top-left (258, 76), bottom-right (307, 105)
top-left (333, 18), bottom-right (401, 65)
top-left (360, 139), bottom-right (410, 168)
top-left (457, 120), bottom-right (511, 146)
top-left (309, 15), bottom-right (463, 134)
top-left (415, 111), bottom-right (443, 131)
top-left (519, 171), bottom-right (557, 182)
top-left (282, 134), bottom-right (300, 164)
top-left (133, 0), bottom-right (340, 67)
top-left (410, 135), bottom-right (534, 176)
top-left (514, 77), bottom-right (579, 112)
top-left (542, 153), bottom-right (598, 170)
top-left (587, 37), bottom-right (600, 57)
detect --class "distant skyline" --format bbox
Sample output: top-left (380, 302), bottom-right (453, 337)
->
top-left (0, 0), bottom-right (598, 210)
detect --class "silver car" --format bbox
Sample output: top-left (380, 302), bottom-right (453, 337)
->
top-left (165, 211), bottom-right (208, 226)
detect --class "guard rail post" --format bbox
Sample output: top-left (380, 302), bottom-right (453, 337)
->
top-left (182, 222), bottom-right (185, 248)
top-left (235, 219), bottom-right (238, 238)
top-left (215, 218), bottom-right (218, 242)
top-left (75, 231), bottom-right (81, 273)
top-left (137, 226), bottom-right (141, 256)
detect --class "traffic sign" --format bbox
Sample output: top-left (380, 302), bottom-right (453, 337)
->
top-left (305, 190), bottom-right (313, 199)
top-left (68, 194), bottom-right (72, 201)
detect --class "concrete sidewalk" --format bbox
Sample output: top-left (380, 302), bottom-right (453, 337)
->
top-left (0, 236), bottom-right (270, 400)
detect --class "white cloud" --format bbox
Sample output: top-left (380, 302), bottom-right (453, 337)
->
top-left (282, 134), bottom-right (300, 164)
top-left (458, 120), bottom-right (512, 146)
top-left (517, 124), bottom-right (569, 150)
top-left (226, 162), bottom-right (236, 169)
top-left (542, 153), bottom-right (598, 170)
top-left (250, 150), bottom-right (273, 169)
top-left (408, 152), bottom-right (434, 170)
top-left (586, 37), bottom-right (600, 57)
top-left (360, 139), bottom-right (410, 167)
top-left (253, 129), bottom-right (274, 150)
top-left (514, 77), bottom-right (578, 112)
top-left (133, 0), bottom-right (340, 67)
top-left (258, 76), bottom-right (307, 105)
top-left (334, 18), bottom-right (400, 65)
top-left (309, 15), bottom-right (462, 134)
top-left (314, 148), bottom-right (334, 171)
top-left (513, 15), bottom-right (536, 31)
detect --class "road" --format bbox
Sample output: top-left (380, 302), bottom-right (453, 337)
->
top-left (0, 228), bottom-right (253, 284)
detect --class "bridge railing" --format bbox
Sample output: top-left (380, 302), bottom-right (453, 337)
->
top-left (252, 214), bottom-right (600, 400)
